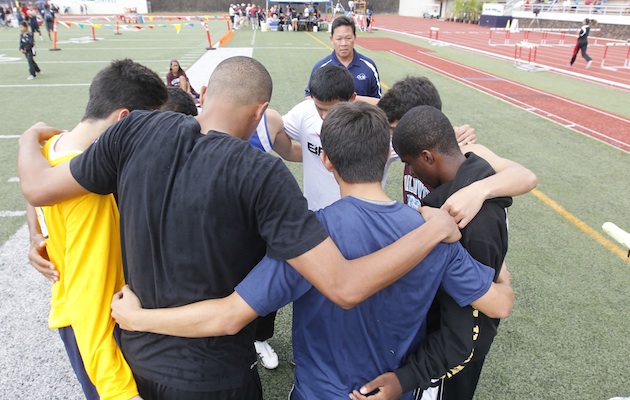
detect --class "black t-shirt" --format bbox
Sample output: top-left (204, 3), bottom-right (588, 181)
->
top-left (395, 152), bottom-right (512, 392)
top-left (70, 110), bottom-right (328, 391)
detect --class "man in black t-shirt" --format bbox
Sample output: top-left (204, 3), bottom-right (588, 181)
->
top-left (18, 57), bottom-right (461, 399)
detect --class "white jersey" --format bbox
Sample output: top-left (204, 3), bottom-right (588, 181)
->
top-left (283, 100), bottom-right (395, 211)
top-left (283, 100), bottom-right (338, 211)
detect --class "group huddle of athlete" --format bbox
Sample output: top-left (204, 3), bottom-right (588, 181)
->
top-left (19, 15), bottom-right (537, 400)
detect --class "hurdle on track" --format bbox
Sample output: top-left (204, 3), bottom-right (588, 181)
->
top-left (429, 27), bottom-right (440, 41)
top-left (513, 41), bottom-right (548, 71)
top-left (601, 42), bottom-right (630, 70)
top-left (489, 28), bottom-right (511, 46)
top-left (489, 28), bottom-right (601, 47)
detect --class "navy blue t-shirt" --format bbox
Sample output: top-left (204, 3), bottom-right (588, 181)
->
top-left (305, 50), bottom-right (382, 98)
top-left (237, 196), bottom-right (494, 399)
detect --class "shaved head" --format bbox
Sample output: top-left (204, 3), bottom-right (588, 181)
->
top-left (206, 56), bottom-right (272, 105)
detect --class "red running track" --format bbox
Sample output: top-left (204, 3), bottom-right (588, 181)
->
top-left (357, 19), bottom-right (630, 152)
top-left (372, 16), bottom-right (630, 87)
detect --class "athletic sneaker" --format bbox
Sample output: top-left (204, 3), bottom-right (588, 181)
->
top-left (254, 340), bottom-right (279, 369)
top-left (27, 75), bottom-right (35, 80)
top-left (586, 60), bottom-right (593, 69)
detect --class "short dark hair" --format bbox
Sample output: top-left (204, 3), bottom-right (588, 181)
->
top-left (309, 65), bottom-right (355, 102)
top-left (207, 56), bottom-right (272, 105)
top-left (161, 87), bottom-right (198, 116)
top-left (377, 76), bottom-right (442, 123)
top-left (82, 59), bottom-right (167, 121)
top-left (331, 16), bottom-right (355, 36)
top-left (392, 105), bottom-right (459, 159)
top-left (320, 102), bottom-right (390, 183)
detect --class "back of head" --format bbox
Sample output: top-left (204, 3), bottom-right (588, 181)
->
top-left (392, 105), bottom-right (459, 158)
top-left (320, 102), bottom-right (390, 183)
top-left (82, 59), bottom-right (167, 121)
top-left (331, 16), bottom-right (355, 36)
top-left (378, 76), bottom-right (442, 123)
top-left (161, 87), bottom-right (198, 116)
top-left (206, 56), bottom-right (272, 105)
top-left (309, 65), bottom-right (355, 102)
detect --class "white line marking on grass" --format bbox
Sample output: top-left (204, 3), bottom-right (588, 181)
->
top-left (16, 47), bottom-right (203, 51)
top-left (0, 54), bottom-right (22, 62)
top-left (186, 48), bottom-right (254, 95)
top-left (7, 177), bottom-right (19, 183)
top-left (0, 83), bottom-right (91, 88)
top-left (0, 135), bottom-right (20, 139)
top-left (1, 59), bottom-right (176, 65)
top-left (0, 211), bottom-right (26, 217)
top-left (251, 29), bottom-right (257, 46)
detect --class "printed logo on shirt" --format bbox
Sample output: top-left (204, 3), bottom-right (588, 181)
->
top-left (307, 141), bottom-right (323, 155)
top-left (356, 73), bottom-right (367, 81)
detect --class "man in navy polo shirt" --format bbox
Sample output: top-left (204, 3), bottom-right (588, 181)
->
top-left (304, 16), bottom-right (381, 103)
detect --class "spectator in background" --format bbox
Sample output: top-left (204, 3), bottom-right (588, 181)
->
top-left (42, 4), bottom-right (54, 41)
top-left (27, 10), bottom-right (42, 41)
top-left (166, 59), bottom-right (200, 102)
top-left (229, 4), bottom-right (235, 25)
top-left (19, 21), bottom-right (40, 80)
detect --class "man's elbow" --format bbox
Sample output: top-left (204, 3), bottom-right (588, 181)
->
top-left (488, 302), bottom-right (513, 319)
top-left (223, 320), bottom-right (245, 336)
top-left (525, 170), bottom-right (538, 191)
top-left (20, 185), bottom-right (50, 207)
top-left (485, 296), bottom-right (514, 319)
top-left (325, 282), bottom-right (370, 310)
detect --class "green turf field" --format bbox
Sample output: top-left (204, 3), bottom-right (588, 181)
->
top-left (1, 16), bottom-right (629, 399)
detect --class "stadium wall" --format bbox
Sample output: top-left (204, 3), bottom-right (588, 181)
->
top-left (149, 0), bottom-right (399, 13)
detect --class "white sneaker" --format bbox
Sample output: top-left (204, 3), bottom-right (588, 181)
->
top-left (27, 75), bottom-right (35, 80)
top-left (254, 340), bottom-right (278, 369)
top-left (586, 60), bottom-right (593, 69)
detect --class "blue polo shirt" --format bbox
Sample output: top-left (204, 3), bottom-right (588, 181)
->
top-left (305, 50), bottom-right (382, 98)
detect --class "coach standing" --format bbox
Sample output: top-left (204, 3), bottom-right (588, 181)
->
top-left (304, 16), bottom-right (382, 103)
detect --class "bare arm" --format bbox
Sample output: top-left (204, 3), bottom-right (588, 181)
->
top-left (267, 109), bottom-right (302, 162)
top-left (443, 143), bottom-right (538, 228)
top-left (454, 124), bottom-right (476, 146)
top-left (18, 123), bottom-right (89, 206)
top-left (111, 285), bottom-right (258, 337)
top-left (26, 204), bottom-right (58, 282)
top-left (287, 207), bottom-right (461, 309)
top-left (470, 263), bottom-right (514, 319)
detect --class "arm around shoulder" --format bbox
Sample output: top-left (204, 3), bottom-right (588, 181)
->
top-left (268, 109), bottom-right (302, 162)
top-left (286, 207), bottom-right (461, 309)
top-left (111, 286), bottom-right (259, 337)
top-left (18, 123), bottom-right (88, 206)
